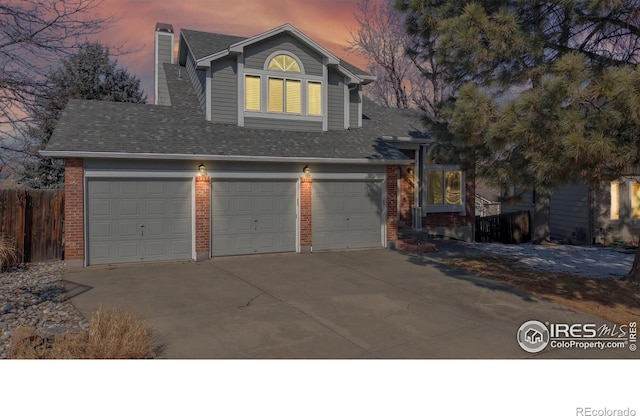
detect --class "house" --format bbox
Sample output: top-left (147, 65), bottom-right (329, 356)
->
top-left (525, 328), bottom-right (542, 344)
top-left (501, 178), bottom-right (640, 245)
top-left (41, 22), bottom-right (474, 268)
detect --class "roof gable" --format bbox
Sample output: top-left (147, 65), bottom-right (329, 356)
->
top-left (224, 24), bottom-right (339, 66)
top-left (178, 24), bottom-right (372, 84)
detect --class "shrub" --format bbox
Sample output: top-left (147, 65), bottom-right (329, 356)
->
top-left (8, 307), bottom-right (158, 359)
top-left (0, 235), bottom-right (20, 271)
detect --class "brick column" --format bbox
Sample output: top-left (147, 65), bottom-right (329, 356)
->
top-left (195, 176), bottom-right (211, 261)
top-left (64, 158), bottom-right (84, 268)
top-left (386, 165), bottom-right (399, 246)
top-left (299, 177), bottom-right (312, 253)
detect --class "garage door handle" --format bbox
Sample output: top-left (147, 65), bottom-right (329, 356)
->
top-left (139, 224), bottom-right (145, 236)
top-left (253, 219), bottom-right (258, 230)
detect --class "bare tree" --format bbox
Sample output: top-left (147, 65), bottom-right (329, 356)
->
top-left (346, 0), bottom-right (413, 108)
top-left (346, 0), bottom-right (454, 116)
top-left (0, 0), bottom-right (116, 169)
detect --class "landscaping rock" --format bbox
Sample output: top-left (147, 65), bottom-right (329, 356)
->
top-left (0, 261), bottom-right (89, 359)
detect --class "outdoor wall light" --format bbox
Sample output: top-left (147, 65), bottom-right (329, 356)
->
top-left (303, 165), bottom-right (311, 178)
top-left (199, 164), bottom-right (206, 176)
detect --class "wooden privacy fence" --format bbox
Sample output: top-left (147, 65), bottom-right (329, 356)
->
top-left (475, 210), bottom-right (531, 244)
top-left (0, 189), bottom-right (64, 263)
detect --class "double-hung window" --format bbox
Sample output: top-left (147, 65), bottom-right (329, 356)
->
top-left (268, 78), bottom-right (301, 113)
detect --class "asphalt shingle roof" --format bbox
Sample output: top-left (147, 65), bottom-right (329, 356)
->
top-left (181, 29), bottom-right (246, 60)
top-left (45, 63), bottom-right (428, 162)
top-left (181, 27), bottom-right (371, 77)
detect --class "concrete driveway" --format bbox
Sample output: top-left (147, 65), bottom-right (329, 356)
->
top-left (63, 249), bottom-right (636, 358)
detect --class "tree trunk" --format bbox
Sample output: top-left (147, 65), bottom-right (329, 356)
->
top-left (531, 191), bottom-right (550, 244)
top-left (624, 241), bottom-right (640, 282)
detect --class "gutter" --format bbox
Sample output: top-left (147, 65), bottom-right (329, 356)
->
top-left (39, 150), bottom-right (413, 165)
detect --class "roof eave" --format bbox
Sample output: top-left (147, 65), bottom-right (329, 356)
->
top-left (39, 150), bottom-right (412, 165)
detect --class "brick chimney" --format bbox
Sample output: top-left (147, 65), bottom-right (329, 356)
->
top-left (154, 23), bottom-right (174, 105)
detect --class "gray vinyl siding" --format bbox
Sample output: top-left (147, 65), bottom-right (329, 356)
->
top-left (328, 70), bottom-right (345, 130)
top-left (501, 187), bottom-right (534, 214)
top-left (243, 33), bottom-right (323, 76)
top-left (244, 116), bottom-right (322, 132)
top-left (156, 34), bottom-right (173, 106)
top-left (211, 57), bottom-right (238, 124)
top-left (349, 86), bottom-right (361, 128)
top-left (156, 66), bottom-right (171, 106)
top-left (186, 53), bottom-right (206, 111)
top-left (549, 182), bottom-right (590, 244)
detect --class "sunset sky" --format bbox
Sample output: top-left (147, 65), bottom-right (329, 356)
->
top-left (97, 0), bottom-right (368, 102)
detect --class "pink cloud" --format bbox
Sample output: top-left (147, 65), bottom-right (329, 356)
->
top-left (96, 0), bottom-right (369, 101)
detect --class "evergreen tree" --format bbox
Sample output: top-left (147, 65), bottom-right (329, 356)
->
top-left (399, 2), bottom-right (639, 232)
top-left (21, 43), bottom-right (147, 188)
top-left (399, 1), bottom-right (640, 279)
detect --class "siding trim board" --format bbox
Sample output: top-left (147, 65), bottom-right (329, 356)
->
top-left (237, 54), bottom-right (245, 126)
top-left (322, 64), bottom-right (328, 131)
top-left (344, 82), bottom-right (350, 129)
top-left (206, 67), bottom-right (212, 121)
top-left (44, 151), bottom-right (413, 165)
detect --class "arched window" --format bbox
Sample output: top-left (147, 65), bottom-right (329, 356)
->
top-left (244, 52), bottom-right (322, 116)
top-left (267, 54), bottom-right (301, 73)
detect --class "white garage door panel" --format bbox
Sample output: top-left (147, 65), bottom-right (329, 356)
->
top-left (212, 180), bottom-right (296, 256)
top-left (88, 179), bottom-right (192, 265)
top-left (313, 180), bottom-right (383, 250)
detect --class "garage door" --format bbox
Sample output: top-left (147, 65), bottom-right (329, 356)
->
top-left (211, 180), bottom-right (296, 256)
top-left (313, 180), bottom-right (384, 250)
top-left (87, 179), bottom-right (192, 265)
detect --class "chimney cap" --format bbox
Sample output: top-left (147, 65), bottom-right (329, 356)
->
top-left (155, 23), bottom-right (174, 33)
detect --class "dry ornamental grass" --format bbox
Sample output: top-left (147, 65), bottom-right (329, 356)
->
top-left (0, 236), bottom-right (20, 271)
top-left (8, 307), bottom-right (158, 359)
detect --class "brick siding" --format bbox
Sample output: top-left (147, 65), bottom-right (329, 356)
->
top-left (299, 178), bottom-right (312, 252)
top-left (195, 175), bottom-right (211, 260)
top-left (386, 165), bottom-right (399, 242)
top-left (64, 158), bottom-right (84, 266)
